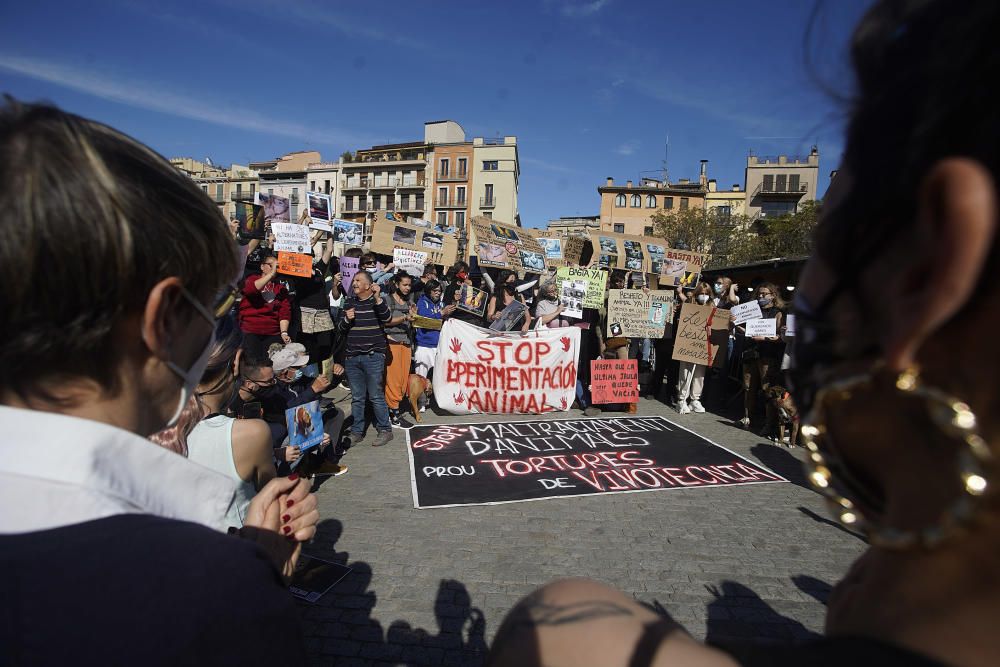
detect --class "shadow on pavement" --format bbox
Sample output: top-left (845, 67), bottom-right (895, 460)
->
top-left (797, 506), bottom-right (868, 543)
top-left (704, 580), bottom-right (821, 647)
top-left (791, 574), bottom-right (835, 606)
top-left (298, 518), bottom-right (488, 666)
top-left (750, 443), bottom-right (810, 490)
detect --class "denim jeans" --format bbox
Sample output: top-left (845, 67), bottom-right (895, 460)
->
top-left (345, 352), bottom-right (391, 435)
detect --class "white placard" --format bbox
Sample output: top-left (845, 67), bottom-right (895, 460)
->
top-left (784, 314), bottom-right (796, 337)
top-left (731, 300), bottom-right (763, 325)
top-left (559, 279), bottom-right (587, 319)
top-left (271, 223), bottom-right (312, 254)
top-left (393, 248), bottom-right (428, 278)
top-left (305, 191), bottom-right (332, 228)
top-left (745, 318), bottom-right (777, 337)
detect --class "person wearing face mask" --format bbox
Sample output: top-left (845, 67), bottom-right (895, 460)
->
top-left (0, 100), bottom-right (317, 664)
top-left (673, 282), bottom-right (714, 414)
top-left (736, 283), bottom-right (785, 430)
top-left (238, 253), bottom-right (292, 361)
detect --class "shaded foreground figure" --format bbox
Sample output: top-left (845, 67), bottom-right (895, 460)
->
top-left (0, 100), bottom-right (318, 664)
top-left (489, 2), bottom-right (1000, 665)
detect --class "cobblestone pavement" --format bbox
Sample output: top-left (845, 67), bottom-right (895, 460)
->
top-left (297, 390), bottom-right (868, 666)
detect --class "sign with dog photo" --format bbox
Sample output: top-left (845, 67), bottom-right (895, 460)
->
top-left (285, 400), bottom-right (324, 452)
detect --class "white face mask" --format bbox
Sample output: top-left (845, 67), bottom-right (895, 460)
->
top-left (164, 333), bottom-right (215, 427)
top-left (696, 294), bottom-right (711, 305)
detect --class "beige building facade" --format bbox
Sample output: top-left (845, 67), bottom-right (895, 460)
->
top-left (744, 147), bottom-right (819, 219)
top-left (598, 169), bottom-right (707, 237)
top-left (546, 215), bottom-right (601, 237)
top-left (471, 136), bottom-right (519, 226)
top-left (704, 179), bottom-right (747, 223)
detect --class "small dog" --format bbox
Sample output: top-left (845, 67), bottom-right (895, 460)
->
top-left (407, 374), bottom-right (433, 422)
top-left (763, 384), bottom-right (799, 448)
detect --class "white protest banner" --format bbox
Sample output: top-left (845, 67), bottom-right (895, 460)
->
top-left (555, 266), bottom-right (608, 309)
top-left (784, 314), bottom-right (796, 337)
top-left (271, 222), bottom-right (312, 253)
top-left (730, 300), bottom-right (763, 326)
top-left (606, 289), bottom-right (675, 338)
top-left (434, 319), bottom-right (580, 414)
top-left (393, 248), bottom-right (427, 278)
top-left (745, 318), bottom-right (777, 337)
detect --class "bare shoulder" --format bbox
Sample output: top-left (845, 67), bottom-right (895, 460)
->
top-left (487, 578), bottom-right (739, 667)
top-left (231, 417), bottom-right (271, 446)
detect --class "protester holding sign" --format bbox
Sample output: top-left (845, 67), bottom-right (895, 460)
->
top-left (674, 283), bottom-right (714, 414)
top-left (239, 253), bottom-right (292, 360)
top-left (291, 233), bottom-right (336, 364)
top-left (385, 273), bottom-right (417, 426)
top-left (737, 282), bottom-right (785, 430)
top-left (414, 280), bottom-right (452, 380)
top-left (532, 281), bottom-right (567, 329)
top-left (487, 271), bottom-right (531, 333)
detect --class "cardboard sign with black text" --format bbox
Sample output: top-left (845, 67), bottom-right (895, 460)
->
top-left (672, 303), bottom-right (731, 368)
top-left (606, 289), bottom-right (675, 338)
top-left (405, 416), bottom-right (786, 508)
top-left (556, 266), bottom-right (608, 309)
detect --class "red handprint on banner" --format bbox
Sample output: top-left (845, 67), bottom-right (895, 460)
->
top-left (560, 336), bottom-right (571, 352)
top-left (559, 397), bottom-right (568, 410)
top-left (449, 338), bottom-right (463, 354)
top-left (453, 391), bottom-right (465, 405)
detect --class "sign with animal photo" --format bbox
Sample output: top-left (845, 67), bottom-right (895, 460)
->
top-left (661, 248), bottom-right (708, 288)
top-left (457, 284), bottom-right (488, 318)
top-left (371, 211), bottom-right (458, 266)
top-left (489, 300), bottom-right (528, 332)
top-left (555, 266), bottom-right (608, 309)
top-left (672, 303), bottom-right (731, 368)
top-left (254, 192), bottom-right (290, 224)
top-left (433, 319), bottom-right (580, 416)
top-left (469, 216), bottom-right (545, 272)
top-left (306, 191), bottom-right (333, 231)
top-left (559, 279), bottom-right (587, 319)
top-left (236, 201), bottom-right (267, 239)
top-left (646, 243), bottom-right (666, 274)
top-left (405, 415), bottom-right (786, 508)
top-left (277, 251), bottom-right (312, 278)
top-left (606, 289), bottom-right (675, 338)
top-left (271, 223), bottom-right (313, 254)
top-left (537, 236), bottom-right (563, 260)
top-left (285, 400), bottom-right (324, 453)
top-left (590, 359), bottom-right (639, 404)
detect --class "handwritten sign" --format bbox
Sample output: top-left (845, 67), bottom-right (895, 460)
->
top-left (393, 248), bottom-right (428, 278)
top-left (730, 300), bottom-right (763, 325)
top-left (371, 211), bottom-right (458, 267)
top-left (404, 416), bottom-right (786, 508)
top-left (271, 222), bottom-right (312, 254)
top-left (661, 248), bottom-right (707, 288)
top-left (745, 318), bottom-right (777, 337)
top-left (672, 303), bottom-right (731, 368)
top-left (606, 289), bottom-right (675, 338)
top-left (433, 319), bottom-right (579, 415)
top-left (556, 266), bottom-right (608, 309)
top-left (590, 359), bottom-right (639, 404)
top-left (339, 256), bottom-right (359, 297)
top-left (277, 251), bottom-right (312, 277)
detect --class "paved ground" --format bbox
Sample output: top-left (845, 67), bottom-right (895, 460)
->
top-left (296, 389), bottom-right (868, 666)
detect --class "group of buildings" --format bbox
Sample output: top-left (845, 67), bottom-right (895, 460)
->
top-left (171, 119), bottom-right (821, 246)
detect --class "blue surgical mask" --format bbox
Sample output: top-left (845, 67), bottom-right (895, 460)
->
top-left (758, 297), bottom-right (773, 308)
top-left (713, 283), bottom-right (723, 295)
top-left (292, 369), bottom-right (304, 382)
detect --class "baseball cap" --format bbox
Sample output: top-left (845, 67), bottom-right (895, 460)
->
top-left (270, 343), bottom-right (309, 372)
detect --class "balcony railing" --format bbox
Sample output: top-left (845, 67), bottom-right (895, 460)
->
top-left (230, 191), bottom-right (255, 202)
top-left (211, 193), bottom-right (227, 203)
top-left (435, 197), bottom-right (468, 208)
top-left (343, 175), bottom-right (425, 189)
top-left (436, 170), bottom-right (468, 182)
top-left (342, 178), bottom-right (368, 189)
top-left (480, 196), bottom-right (496, 208)
top-left (751, 181), bottom-right (808, 199)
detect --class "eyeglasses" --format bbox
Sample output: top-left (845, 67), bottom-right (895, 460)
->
top-left (243, 376), bottom-right (277, 387)
top-left (181, 283), bottom-right (240, 325)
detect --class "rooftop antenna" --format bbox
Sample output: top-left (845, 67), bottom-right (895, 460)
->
top-left (662, 135), bottom-right (670, 185)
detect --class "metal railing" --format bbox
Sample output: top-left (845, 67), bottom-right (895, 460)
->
top-left (436, 170), bottom-right (468, 182)
top-left (751, 181), bottom-right (808, 199)
top-left (435, 197), bottom-right (468, 208)
top-left (479, 196), bottom-right (496, 208)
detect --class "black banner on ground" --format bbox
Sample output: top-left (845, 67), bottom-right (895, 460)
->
top-left (405, 416), bottom-right (787, 509)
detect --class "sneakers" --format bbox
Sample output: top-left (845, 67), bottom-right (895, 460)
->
top-left (690, 399), bottom-right (706, 413)
top-left (738, 417), bottom-right (751, 429)
top-left (372, 430), bottom-right (393, 447)
top-left (677, 402), bottom-right (692, 415)
top-left (394, 416), bottom-right (414, 430)
top-left (389, 409), bottom-right (401, 427)
top-left (583, 406), bottom-right (602, 417)
top-left (313, 462), bottom-right (349, 477)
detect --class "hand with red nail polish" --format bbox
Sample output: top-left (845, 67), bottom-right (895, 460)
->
top-left (239, 475), bottom-right (318, 582)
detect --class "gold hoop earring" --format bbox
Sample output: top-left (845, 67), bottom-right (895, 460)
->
top-left (800, 365), bottom-right (993, 550)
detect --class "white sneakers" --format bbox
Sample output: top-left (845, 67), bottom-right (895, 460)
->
top-left (677, 400), bottom-right (705, 415)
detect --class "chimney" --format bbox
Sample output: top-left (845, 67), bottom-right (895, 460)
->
top-left (699, 159), bottom-right (708, 186)
top-left (708, 178), bottom-right (717, 192)
top-left (626, 180), bottom-right (633, 188)
top-left (606, 176), bottom-right (614, 186)
top-left (732, 184), bottom-right (741, 191)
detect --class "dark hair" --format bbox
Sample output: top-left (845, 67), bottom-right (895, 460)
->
top-left (0, 99), bottom-right (239, 401)
top-left (422, 265), bottom-right (437, 278)
top-left (343, 247), bottom-right (363, 259)
top-left (239, 355), bottom-right (273, 380)
top-left (360, 252), bottom-right (377, 265)
top-left (423, 279), bottom-right (442, 294)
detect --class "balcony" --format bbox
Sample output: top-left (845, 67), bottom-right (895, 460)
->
top-left (751, 181), bottom-right (808, 199)
top-left (211, 193), bottom-right (227, 204)
top-left (342, 175), bottom-right (426, 189)
top-left (230, 190), bottom-right (256, 202)
top-left (479, 196), bottom-right (496, 208)
top-left (342, 201), bottom-right (368, 213)
top-left (436, 170), bottom-right (468, 182)
top-left (341, 178), bottom-right (369, 190)
top-left (399, 175), bottom-right (425, 188)
top-left (435, 196), bottom-right (468, 209)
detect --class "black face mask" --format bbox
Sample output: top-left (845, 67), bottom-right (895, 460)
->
top-left (246, 382), bottom-right (278, 399)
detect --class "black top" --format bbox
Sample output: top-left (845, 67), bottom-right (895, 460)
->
top-left (716, 636), bottom-right (945, 666)
top-left (0, 514), bottom-right (305, 666)
top-left (292, 257), bottom-right (330, 310)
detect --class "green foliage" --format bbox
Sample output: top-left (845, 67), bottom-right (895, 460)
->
top-left (340, 151), bottom-right (353, 163)
top-left (651, 201), bottom-right (821, 269)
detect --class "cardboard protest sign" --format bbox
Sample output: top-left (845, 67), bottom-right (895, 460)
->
top-left (661, 248), bottom-right (708, 288)
top-left (590, 359), bottom-right (639, 404)
top-left (646, 243), bottom-right (667, 274)
top-left (559, 280), bottom-right (587, 318)
top-left (339, 256), bottom-right (359, 297)
top-left (371, 211), bottom-right (458, 266)
top-left (413, 315), bottom-right (443, 331)
top-left (537, 236), bottom-right (563, 261)
top-left (555, 266), bottom-right (608, 309)
top-left (469, 216), bottom-right (546, 273)
top-left (536, 231), bottom-right (586, 268)
top-left (672, 303), bottom-right (731, 368)
top-left (588, 231), bottom-right (659, 272)
top-left (306, 191), bottom-right (333, 231)
top-left (277, 251), bottom-right (312, 277)
top-left (236, 201), bottom-right (267, 239)
top-left (285, 400), bottom-right (324, 453)
top-left (255, 192), bottom-right (290, 224)
top-left (730, 300), bottom-right (763, 326)
top-left (433, 319), bottom-right (580, 415)
top-left (745, 318), bottom-right (777, 337)
top-left (457, 285), bottom-right (488, 318)
top-left (489, 300), bottom-right (528, 332)
top-left (606, 289), bottom-right (675, 338)
top-left (271, 223), bottom-right (312, 254)
top-left (405, 415), bottom-right (786, 508)
top-left (393, 248), bottom-right (427, 278)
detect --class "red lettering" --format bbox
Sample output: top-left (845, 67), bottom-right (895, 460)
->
top-left (684, 466), bottom-right (720, 484)
top-left (659, 467), bottom-right (701, 486)
top-left (475, 340), bottom-right (494, 362)
top-left (537, 342), bottom-right (551, 359)
top-left (630, 469), bottom-right (663, 487)
top-left (514, 342), bottom-right (533, 364)
top-left (580, 453), bottom-right (605, 468)
top-left (528, 457), bottom-right (555, 473)
top-left (619, 451), bottom-right (655, 467)
top-left (505, 460), bottom-right (533, 475)
top-left (598, 452), bottom-right (626, 467)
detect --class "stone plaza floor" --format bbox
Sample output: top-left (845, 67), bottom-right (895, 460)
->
top-left (296, 392), bottom-right (868, 666)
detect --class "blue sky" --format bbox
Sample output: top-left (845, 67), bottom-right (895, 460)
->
top-left (0, 0), bottom-right (871, 228)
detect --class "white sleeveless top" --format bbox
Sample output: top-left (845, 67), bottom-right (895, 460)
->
top-left (187, 416), bottom-right (257, 527)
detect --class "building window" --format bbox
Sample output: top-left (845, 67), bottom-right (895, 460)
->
top-left (251, 183), bottom-right (256, 196)
top-left (615, 194), bottom-right (626, 207)
top-left (438, 186), bottom-right (448, 205)
top-left (235, 183), bottom-right (242, 197)
top-left (680, 197), bottom-right (689, 210)
top-left (439, 158), bottom-right (450, 177)
top-left (456, 186), bottom-right (466, 205)
top-left (646, 195), bottom-right (657, 208)
top-left (310, 180), bottom-right (316, 191)
top-left (216, 184), bottom-right (224, 200)
top-left (775, 174), bottom-right (787, 192)
top-left (455, 211), bottom-right (465, 229)
top-left (483, 160), bottom-right (498, 171)
top-left (484, 184), bottom-right (494, 205)
top-left (201, 185), bottom-right (208, 193)
top-left (644, 226), bottom-right (653, 236)
top-left (372, 194), bottom-right (381, 209)
top-left (761, 201), bottom-right (796, 218)
top-left (415, 194), bottom-right (424, 210)
top-left (715, 205), bottom-right (732, 221)
top-left (437, 211), bottom-right (448, 227)
top-left (458, 157), bottom-right (467, 176)
top-left (789, 174), bottom-right (801, 192)
top-left (664, 196), bottom-right (673, 209)
top-left (387, 194), bottom-right (395, 210)
top-left (483, 211), bottom-right (492, 219)
top-left (613, 223), bottom-right (625, 233)
top-left (630, 194), bottom-right (641, 207)
top-left (324, 179), bottom-right (331, 194)
top-left (762, 174), bottom-right (774, 192)
top-left (268, 188), bottom-right (273, 195)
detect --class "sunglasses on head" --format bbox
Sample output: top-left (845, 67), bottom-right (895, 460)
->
top-left (181, 283), bottom-right (240, 325)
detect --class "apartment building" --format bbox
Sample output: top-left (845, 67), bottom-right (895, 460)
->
top-left (305, 161), bottom-right (340, 215)
top-left (704, 180), bottom-right (747, 222)
top-left (169, 158), bottom-right (259, 221)
top-left (428, 120), bottom-right (474, 236)
top-left (744, 147), bottom-right (819, 219)
top-left (339, 142), bottom-right (429, 236)
top-left (472, 136), bottom-right (519, 226)
top-left (250, 151), bottom-right (320, 223)
top-left (597, 161), bottom-right (709, 236)
top-left (546, 215), bottom-right (601, 237)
